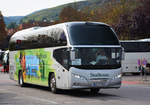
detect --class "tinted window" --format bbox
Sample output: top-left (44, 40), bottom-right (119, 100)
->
top-left (9, 28), bottom-right (67, 51)
top-left (53, 48), bottom-right (69, 69)
top-left (68, 24), bottom-right (119, 45)
top-left (121, 42), bottom-right (150, 52)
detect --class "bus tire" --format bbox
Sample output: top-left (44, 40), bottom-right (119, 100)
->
top-left (18, 71), bottom-right (25, 87)
top-left (49, 73), bottom-right (58, 93)
top-left (90, 88), bottom-right (100, 94)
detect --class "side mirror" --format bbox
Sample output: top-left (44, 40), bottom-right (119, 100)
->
top-left (70, 50), bottom-right (75, 61)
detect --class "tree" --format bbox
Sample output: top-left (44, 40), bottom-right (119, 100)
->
top-left (7, 22), bottom-right (17, 29)
top-left (59, 6), bottom-right (84, 22)
top-left (98, 0), bottom-right (139, 40)
top-left (130, 0), bottom-right (150, 39)
top-left (115, 0), bottom-right (150, 40)
top-left (0, 11), bottom-right (7, 48)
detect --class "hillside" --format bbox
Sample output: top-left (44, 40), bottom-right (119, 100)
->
top-left (4, 16), bottom-right (24, 26)
top-left (20, 0), bottom-right (112, 23)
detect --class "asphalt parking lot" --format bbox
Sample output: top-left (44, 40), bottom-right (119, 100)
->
top-left (0, 72), bottom-right (150, 105)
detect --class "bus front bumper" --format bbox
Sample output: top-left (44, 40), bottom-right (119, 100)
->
top-left (71, 74), bottom-right (122, 89)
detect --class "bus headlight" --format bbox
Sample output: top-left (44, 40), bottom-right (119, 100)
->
top-left (112, 74), bottom-right (122, 80)
top-left (117, 74), bottom-right (122, 78)
top-left (72, 73), bottom-right (86, 80)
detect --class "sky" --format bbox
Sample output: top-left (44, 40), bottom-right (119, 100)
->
top-left (0, 0), bottom-right (84, 16)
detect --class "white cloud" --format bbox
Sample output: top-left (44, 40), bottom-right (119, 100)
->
top-left (0, 0), bottom-right (84, 16)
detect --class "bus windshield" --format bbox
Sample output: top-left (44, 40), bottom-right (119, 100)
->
top-left (68, 24), bottom-right (119, 45)
top-left (70, 47), bottom-right (122, 69)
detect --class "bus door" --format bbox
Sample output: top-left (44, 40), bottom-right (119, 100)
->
top-left (53, 48), bottom-right (69, 89)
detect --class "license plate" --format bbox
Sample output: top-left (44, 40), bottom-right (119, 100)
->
top-left (91, 79), bottom-right (107, 87)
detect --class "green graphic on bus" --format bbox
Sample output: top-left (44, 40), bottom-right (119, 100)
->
top-left (14, 48), bottom-right (54, 86)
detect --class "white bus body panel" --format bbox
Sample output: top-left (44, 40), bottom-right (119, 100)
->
top-left (53, 60), bottom-right (70, 89)
top-left (122, 52), bottom-right (150, 73)
top-left (9, 51), bottom-right (18, 80)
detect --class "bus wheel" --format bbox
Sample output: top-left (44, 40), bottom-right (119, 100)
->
top-left (90, 88), bottom-right (100, 94)
top-left (50, 73), bottom-right (58, 93)
top-left (18, 71), bottom-right (25, 87)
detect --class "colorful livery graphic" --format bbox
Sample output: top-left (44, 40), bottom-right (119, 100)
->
top-left (9, 22), bottom-right (123, 94)
top-left (14, 49), bottom-right (52, 86)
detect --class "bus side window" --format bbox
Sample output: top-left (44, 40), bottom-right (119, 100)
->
top-left (53, 48), bottom-right (69, 69)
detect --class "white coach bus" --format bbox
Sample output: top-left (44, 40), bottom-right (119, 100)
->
top-left (120, 40), bottom-right (150, 74)
top-left (9, 22), bottom-right (123, 94)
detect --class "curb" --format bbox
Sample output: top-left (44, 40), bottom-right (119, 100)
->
top-left (122, 80), bottom-right (150, 85)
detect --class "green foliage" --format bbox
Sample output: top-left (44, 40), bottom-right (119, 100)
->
top-left (99, 0), bottom-right (138, 25)
top-left (0, 11), bottom-right (7, 43)
top-left (110, 0), bottom-right (150, 40)
top-left (14, 0), bottom-right (150, 40)
top-left (20, 0), bottom-right (112, 23)
top-left (7, 22), bottom-right (17, 29)
top-left (21, 5), bottom-right (67, 23)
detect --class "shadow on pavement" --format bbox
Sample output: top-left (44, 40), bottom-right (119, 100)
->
top-left (19, 83), bottom-right (120, 99)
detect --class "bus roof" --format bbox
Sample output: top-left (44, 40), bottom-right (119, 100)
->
top-left (66, 21), bottom-right (109, 27)
top-left (138, 38), bottom-right (150, 42)
top-left (120, 40), bottom-right (150, 42)
top-left (10, 21), bottom-right (109, 43)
